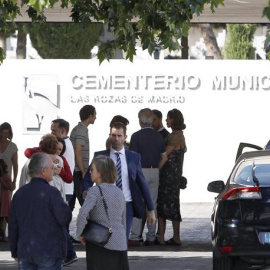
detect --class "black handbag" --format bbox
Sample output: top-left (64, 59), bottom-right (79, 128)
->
top-left (179, 176), bottom-right (187, 189)
top-left (82, 186), bottom-right (113, 247)
top-left (179, 149), bottom-right (187, 190)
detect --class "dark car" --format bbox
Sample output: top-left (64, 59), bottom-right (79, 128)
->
top-left (208, 143), bottom-right (270, 270)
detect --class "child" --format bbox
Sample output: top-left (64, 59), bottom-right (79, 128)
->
top-left (0, 159), bottom-right (12, 241)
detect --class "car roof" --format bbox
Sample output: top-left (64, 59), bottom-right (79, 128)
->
top-left (227, 150), bottom-right (270, 184)
top-left (237, 150), bottom-right (270, 164)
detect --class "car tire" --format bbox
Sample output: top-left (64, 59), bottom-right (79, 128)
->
top-left (213, 251), bottom-right (233, 270)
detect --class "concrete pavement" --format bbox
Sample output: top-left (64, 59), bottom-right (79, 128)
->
top-left (0, 202), bottom-right (214, 270)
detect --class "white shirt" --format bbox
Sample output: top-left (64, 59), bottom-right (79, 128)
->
top-left (110, 148), bottom-right (132, 202)
top-left (63, 137), bottom-right (75, 195)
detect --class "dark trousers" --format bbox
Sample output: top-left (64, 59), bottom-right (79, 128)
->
top-left (126, 202), bottom-right (133, 240)
top-left (69, 171), bottom-right (84, 211)
top-left (64, 227), bottom-right (76, 258)
top-left (86, 242), bottom-right (129, 270)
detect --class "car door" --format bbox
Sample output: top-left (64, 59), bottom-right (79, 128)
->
top-left (235, 142), bottom-right (263, 162)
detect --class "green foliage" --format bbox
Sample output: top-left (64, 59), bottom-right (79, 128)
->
top-left (225, 24), bottom-right (257, 59)
top-left (70, 0), bottom-right (224, 63)
top-left (0, 0), bottom-right (225, 64)
top-left (0, 22), bottom-right (16, 37)
top-left (263, 1), bottom-right (270, 20)
top-left (25, 23), bottom-right (103, 59)
top-left (263, 1), bottom-right (270, 58)
top-left (0, 47), bottom-right (4, 62)
top-left (0, 1), bottom-right (20, 36)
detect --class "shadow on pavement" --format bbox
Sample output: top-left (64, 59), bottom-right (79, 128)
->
top-left (129, 256), bottom-right (213, 270)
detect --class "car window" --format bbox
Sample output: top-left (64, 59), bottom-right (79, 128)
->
top-left (233, 159), bottom-right (270, 186)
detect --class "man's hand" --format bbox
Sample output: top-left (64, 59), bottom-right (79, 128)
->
top-left (147, 210), bottom-right (156, 225)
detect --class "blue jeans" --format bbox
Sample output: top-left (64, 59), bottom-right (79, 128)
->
top-left (19, 257), bottom-right (62, 270)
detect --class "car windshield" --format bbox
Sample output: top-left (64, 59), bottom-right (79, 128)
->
top-left (233, 158), bottom-right (270, 186)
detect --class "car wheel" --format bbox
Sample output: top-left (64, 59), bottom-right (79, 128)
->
top-left (213, 251), bottom-right (233, 270)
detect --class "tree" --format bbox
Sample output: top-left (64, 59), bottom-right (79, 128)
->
top-left (0, 0), bottom-right (224, 64)
top-left (25, 23), bottom-right (103, 59)
top-left (16, 24), bottom-right (27, 59)
top-left (181, 36), bottom-right (189, 59)
top-left (263, 2), bottom-right (270, 58)
top-left (199, 23), bottom-right (222, 59)
top-left (0, 23), bottom-right (17, 60)
top-left (225, 24), bottom-right (257, 59)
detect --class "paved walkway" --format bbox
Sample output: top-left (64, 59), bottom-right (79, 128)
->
top-left (0, 202), bottom-right (214, 270)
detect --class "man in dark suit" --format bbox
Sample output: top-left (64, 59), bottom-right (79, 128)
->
top-left (152, 109), bottom-right (170, 140)
top-left (81, 122), bottom-right (155, 239)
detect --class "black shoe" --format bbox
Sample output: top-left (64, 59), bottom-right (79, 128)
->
top-left (62, 255), bottom-right (78, 267)
top-left (70, 235), bottom-right (81, 245)
top-left (143, 240), bottom-right (155, 246)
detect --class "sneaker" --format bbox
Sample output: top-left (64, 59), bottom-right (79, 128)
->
top-left (70, 235), bottom-right (81, 245)
top-left (128, 240), bottom-right (141, 247)
top-left (62, 255), bottom-right (78, 267)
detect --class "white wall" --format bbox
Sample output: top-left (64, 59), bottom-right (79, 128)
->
top-left (1, 59), bottom-right (270, 202)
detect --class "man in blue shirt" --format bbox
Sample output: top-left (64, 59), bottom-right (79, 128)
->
top-left (9, 152), bottom-right (72, 270)
top-left (129, 108), bottom-right (166, 246)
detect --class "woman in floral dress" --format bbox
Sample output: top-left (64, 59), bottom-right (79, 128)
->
top-left (157, 109), bottom-right (186, 245)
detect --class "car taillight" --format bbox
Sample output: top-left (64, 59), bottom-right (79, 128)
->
top-left (221, 187), bottom-right (262, 200)
top-left (220, 246), bottom-right (234, 253)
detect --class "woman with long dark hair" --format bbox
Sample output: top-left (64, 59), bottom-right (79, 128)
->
top-left (157, 109), bottom-right (187, 245)
top-left (0, 122), bottom-right (18, 191)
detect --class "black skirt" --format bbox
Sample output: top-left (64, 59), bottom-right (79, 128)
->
top-left (86, 242), bottom-right (129, 270)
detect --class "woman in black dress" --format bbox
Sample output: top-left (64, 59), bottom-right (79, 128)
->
top-left (157, 109), bottom-right (186, 245)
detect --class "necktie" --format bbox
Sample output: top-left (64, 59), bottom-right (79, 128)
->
top-left (115, 152), bottom-right (122, 189)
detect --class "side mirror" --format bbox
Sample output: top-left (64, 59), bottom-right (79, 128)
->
top-left (207, 180), bottom-right (225, 194)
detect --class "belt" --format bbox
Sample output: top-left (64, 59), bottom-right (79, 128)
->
top-left (142, 166), bottom-right (158, 169)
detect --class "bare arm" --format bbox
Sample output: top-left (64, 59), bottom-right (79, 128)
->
top-left (158, 145), bottom-right (175, 169)
top-left (11, 151), bottom-right (18, 190)
top-left (158, 153), bottom-right (168, 169)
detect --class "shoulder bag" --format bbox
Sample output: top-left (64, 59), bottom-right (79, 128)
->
top-left (81, 186), bottom-right (113, 247)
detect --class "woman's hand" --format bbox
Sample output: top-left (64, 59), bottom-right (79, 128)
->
top-left (82, 190), bottom-right (88, 199)
top-left (80, 236), bottom-right (86, 245)
top-left (11, 180), bottom-right (16, 191)
top-left (53, 165), bottom-right (62, 175)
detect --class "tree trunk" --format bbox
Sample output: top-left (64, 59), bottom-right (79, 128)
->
top-left (181, 36), bottom-right (189, 59)
top-left (199, 24), bottom-right (222, 59)
top-left (16, 25), bottom-right (27, 59)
